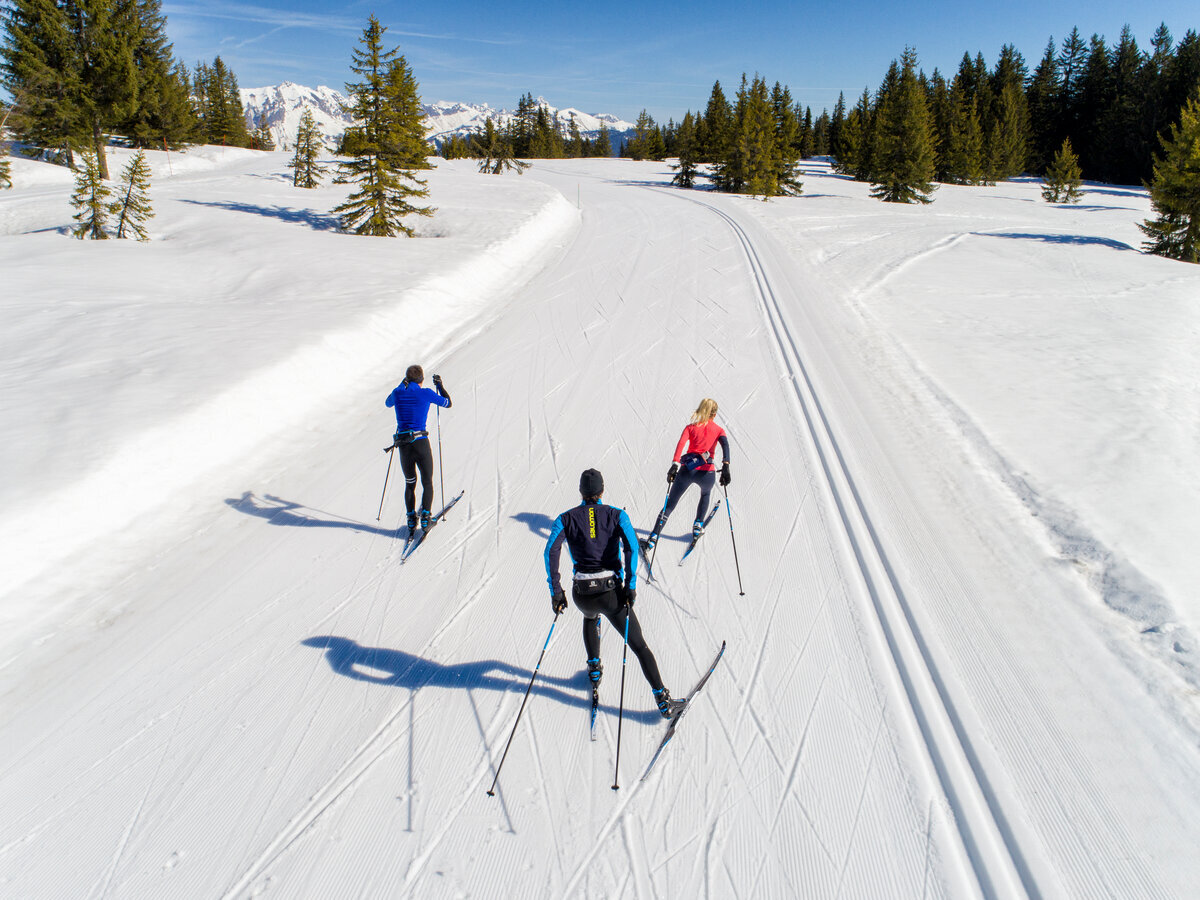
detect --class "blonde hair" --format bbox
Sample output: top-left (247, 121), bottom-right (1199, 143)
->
top-left (690, 398), bottom-right (718, 424)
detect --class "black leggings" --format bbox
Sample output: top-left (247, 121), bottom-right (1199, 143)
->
top-left (399, 439), bottom-right (435, 513)
top-left (656, 468), bottom-right (716, 530)
top-left (573, 588), bottom-right (665, 693)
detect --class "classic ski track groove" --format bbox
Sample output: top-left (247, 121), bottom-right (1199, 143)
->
top-left (666, 190), bottom-right (1038, 900)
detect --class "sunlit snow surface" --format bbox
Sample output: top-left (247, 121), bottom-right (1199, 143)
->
top-left (1, 150), bottom-right (1198, 898)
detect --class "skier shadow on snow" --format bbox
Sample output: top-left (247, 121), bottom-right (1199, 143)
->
top-left (226, 491), bottom-right (404, 539)
top-left (510, 512), bottom-right (555, 537)
top-left (178, 199), bottom-right (340, 231)
top-left (302, 636), bottom-right (661, 724)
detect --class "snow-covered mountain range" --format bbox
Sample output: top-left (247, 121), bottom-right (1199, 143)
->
top-left (240, 82), bottom-right (637, 154)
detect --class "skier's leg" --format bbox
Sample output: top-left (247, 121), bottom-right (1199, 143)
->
top-left (654, 475), bottom-right (690, 535)
top-left (610, 603), bottom-right (665, 693)
top-left (415, 440), bottom-right (435, 514)
top-left (694, 470), bottom-right (716, 521)
top-left (398, 444), bottom-right (418, 515)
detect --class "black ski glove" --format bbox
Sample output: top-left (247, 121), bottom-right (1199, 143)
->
top-left (667, 462), bottom-right (679, 484)
top-left (617, 585), bottom-right (636, 607)
top-left (719, 461), bottom-right (731, 486)
top-left (551, 589), bottom-right (567, 614)
top-left (432, 374), bottom-right (452, 407)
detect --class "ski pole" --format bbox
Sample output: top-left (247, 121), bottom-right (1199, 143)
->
top-left (611, 602), bottom-right (632, 791)
top-left (377, 444), bottom-right (396, 521)
top-left (722, 484), bottom-right (745, 596)
top-left (487, 611), bottom-right (560, 797)
top-left (647, 485), bottom-right (670, 582)
top-left (436, 405), bottom-right (446, 519)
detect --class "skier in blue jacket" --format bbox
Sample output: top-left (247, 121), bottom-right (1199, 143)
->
top-left (545, 468), bottom-right (684, 718)
top-left (386, 364), bottom-right (451, 531)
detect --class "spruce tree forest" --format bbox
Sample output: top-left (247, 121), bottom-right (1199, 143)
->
top-left (2, 6), bottom-right (1199, 254)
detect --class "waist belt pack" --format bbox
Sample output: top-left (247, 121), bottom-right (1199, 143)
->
top-left (573, 572), bottom-right (618, 596)
top-left (680, 451), bottom-right (709, 472)
top-left (394, 430), bottom-right (429, 445)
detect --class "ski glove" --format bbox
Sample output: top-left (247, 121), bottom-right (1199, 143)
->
top-left (551, 589), bottom-right (567, 614)
top-left (667, 462), bottom-right (679, 484)
top-left (432, 373), bottom-right (443, 385)
top-left (617, 585), bottom-right (636, 607)
top-left (719, 461), bottom-right (731, 486)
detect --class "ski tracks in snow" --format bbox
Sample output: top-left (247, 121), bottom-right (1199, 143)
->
top-left (685, 193), bottom-right (1037, 900)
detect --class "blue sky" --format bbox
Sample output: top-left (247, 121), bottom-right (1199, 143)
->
top-left (162, 1), bottom-right (1198, 122)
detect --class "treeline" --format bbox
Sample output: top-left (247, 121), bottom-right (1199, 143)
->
top-left (439, 93), bottom-right (615, 160)
top-left (0, 1), bottom-right (281, 180)
top-left (833, 24), bottom-right (1200, 189)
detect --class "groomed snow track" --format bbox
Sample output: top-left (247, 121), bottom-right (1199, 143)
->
top-left (680, 192), bottom-right (1037, 900)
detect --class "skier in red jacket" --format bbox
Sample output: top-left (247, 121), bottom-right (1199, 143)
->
top-left (641, 398), bottom-right (730, 553)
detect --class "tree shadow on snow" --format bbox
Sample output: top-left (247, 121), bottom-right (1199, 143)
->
top-left (225, 491), bottom-right (405, 539)
top-left (983, 232), bottom-right (1135, 251)
top-left (178, 198), bottom-right (339, 231)
top-left (301, 635), bottom-right (661, 723)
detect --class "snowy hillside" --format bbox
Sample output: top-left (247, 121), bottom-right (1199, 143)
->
top-left (2, 151), bottom-right (1200, 898)
top-left (241, 83), bottom-right (636, 152)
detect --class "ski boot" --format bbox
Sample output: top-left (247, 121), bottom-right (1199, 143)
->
top-left (406, 511), bottom-right (419, 532)
top-left (419, 508), bottom-right (432, 530)
top-left (654, 687), bottom-right (686, 720)
top-left (640, 532), bottom-right (659, 554)
top-left (587, 658), bottom-right (603, 685)
top-left (692, 519), bottom-right (705, 539)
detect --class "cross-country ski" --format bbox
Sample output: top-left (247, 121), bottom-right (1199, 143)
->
top-left (641, 641), bottom-right (727, 783)
top-left (678, 499), bottom-right (722, 565)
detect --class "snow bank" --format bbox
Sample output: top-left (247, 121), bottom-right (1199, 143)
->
top-left (0, 152), bottom-right (578, 651)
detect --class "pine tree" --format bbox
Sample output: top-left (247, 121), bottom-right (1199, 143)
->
top-left (628, 109), bottom-right (655, 160)
top-left (1041, 138), bottom-right (1083, 202)
top-left (289, 106), bottom-right (323, 188)
top-left (109, 147), bottom-right (152, 239)
top-left (3, 0), bottom-right (141, 178)
top-left (770, 81), bottom-right (802, 195)
top-left (828, 91), bottom-right (846, 163)
top-left (1026, 38), bottom-right (1061, 173)
top-left (71, 150), bottom-right (111, 238)
top-left (1, 105), bottom-right (11, 188)
top-left (870, 49), bottom-right (936, 203)
top-left (193, 56), bottom-right (251, 147)
top-left (737, 75), bottom-right (777, 197)
top-left (1140, 96), bottom-right (1200, 262)
top-left (567, 114), bottom-right (583, 158)
top-left (333, 16), bottom-right (434, 237)
top-left (476, 117), bottom-right (528, 174)
top-left (252, 121), bottom-right (275, 150)
top-left (670, 110), bottom-right (698, 187)
top-left (700, 80), bottom-right (732, 163)
top-left (593, 122), bottom-right (612, 158)
top-left (118, 0), bottom-right (196, 149)
top-left (989, 82), bottom-right (1029, 179)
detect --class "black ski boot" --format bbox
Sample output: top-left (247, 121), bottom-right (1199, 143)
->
top-left (406, 511), bottom-right (418, 532)
top-left (419, 508), bottom-right (432, 529)
top-left (587, 658), bottom-right (603, 685)
top-left (654, 688), bottom-right (686, 720)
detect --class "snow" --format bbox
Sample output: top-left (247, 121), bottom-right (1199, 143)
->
top-left (1, 151), bottom-right (1199, 898)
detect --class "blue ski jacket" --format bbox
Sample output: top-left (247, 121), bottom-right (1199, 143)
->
top-left (386, 381), bottom-right (450, 435)
top-left (545, 500), bottom-right (638, 596)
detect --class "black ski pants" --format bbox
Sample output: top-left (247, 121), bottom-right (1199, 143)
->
top-left (573, 587), bottom-right (665, 693)
top-left (656, 468), bottom-right (716, 532)
top-left (399, 438), bottom-right (435, 513)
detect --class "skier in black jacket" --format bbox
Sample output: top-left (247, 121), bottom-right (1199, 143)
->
top-left (544, 468), bottom-right (684, 718)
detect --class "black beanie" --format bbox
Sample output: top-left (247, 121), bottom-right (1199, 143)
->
top-left (579, 468), bottom-right (604, 498)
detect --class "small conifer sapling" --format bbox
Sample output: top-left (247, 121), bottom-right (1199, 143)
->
top-left (110, 149), bottom-right (154, 240)
top-left (1041, 138), bottom-right (1083, 203)
top-left (71, 152), bottom-right (112, 239)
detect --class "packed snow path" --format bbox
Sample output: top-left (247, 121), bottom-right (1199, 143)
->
top-left (2, 158), bottom-right (1198, 899)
